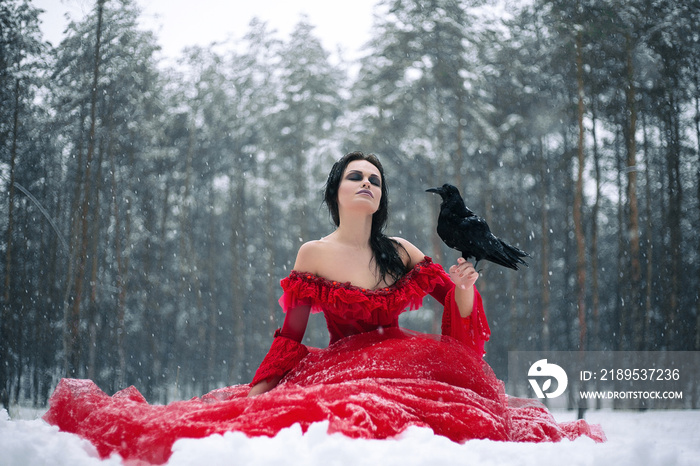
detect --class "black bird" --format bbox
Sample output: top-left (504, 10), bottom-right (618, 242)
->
top-left (427, 183), bottom-right (529, 270)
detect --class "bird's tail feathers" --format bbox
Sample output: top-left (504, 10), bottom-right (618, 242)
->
top-left (492, 241), bottom-right (530, 270)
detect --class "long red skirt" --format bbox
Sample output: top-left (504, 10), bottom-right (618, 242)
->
top-left (43, 329), bottom-right (605, 464)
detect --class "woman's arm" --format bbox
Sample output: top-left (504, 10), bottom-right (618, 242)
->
top-left (247, 303), bottom-right (311, 397)
top-left (248, 244), bottom-right (318, 397)
top-left (392, 238), bottom-right (488, 355)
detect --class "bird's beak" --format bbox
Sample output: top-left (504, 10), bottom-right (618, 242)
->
top-left (426, 187), bottom-right (441, 194)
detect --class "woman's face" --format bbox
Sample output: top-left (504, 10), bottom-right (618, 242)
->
top-left (336, 160), bottom-right (382, 216)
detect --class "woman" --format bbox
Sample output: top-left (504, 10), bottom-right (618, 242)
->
top-left (248, 151), bottom-right (481, 396)
top-left (43, 152), bottom-right (605, 465)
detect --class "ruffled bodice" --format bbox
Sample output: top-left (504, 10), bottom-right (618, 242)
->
top-left (279, 257), bottom-right (453, 344)
top-left (276, 256), bottom-right (491, 356)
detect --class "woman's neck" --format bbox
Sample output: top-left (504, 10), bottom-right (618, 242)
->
top-left (329, 212), bottom-right (373, 249)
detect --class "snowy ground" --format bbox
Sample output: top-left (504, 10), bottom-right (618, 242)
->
top-left (1, 407), bottom-right (698, 466)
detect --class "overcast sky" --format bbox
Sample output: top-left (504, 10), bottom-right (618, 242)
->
top-left (33, 0), bottom-right (379, 62)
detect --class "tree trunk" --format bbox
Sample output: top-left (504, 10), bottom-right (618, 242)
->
top-left (111, 138), bottom-right (127, 388)
top-left (591, 104), bottom-right (601, 352)
top-left (87, 134), bottom-right (105, 382)
top-left (664, 89), bottom-right (682, 349)
top-left (230, 172), bottom-right (247, 382)
top-left (13, 207), bottom-right (29, 405)
top-left (205, 187), bottom-right (218, 393)
top-left (574, 30), bottom-right (587, 351)
top-left (614, 127), bottom-right (625, 351)
top-left (3, 77), bottom-right (19, 305)
top-left (453, 94), bottom-right (465, 192)
top-left (1, 75), bottom-right (20, 412)
top-left (61, 107), bottom-right (87, 376)
top-left (177, 106), bottom-right (198, 393)
top-left (38, 153), bottom-right (58, 406)
top-left (264, 163), bottom-right (278, 338)
top-left (625, 33), bottom-right (643, 350)
top-left (692, 57), bottom-right (700, 351)
top-left (65, 0), bottom-right (105, 377)
top-left (642, 110), bottom-right (654, 351)
top-left (538, 136), bottom-right (551, 351)
top-left (429, 159), bottom-right (446, 334)
top-left (151, 178), bottom-right (171, 401)
top-left (696, 97), bottom-right (700, 352)
top-left (294, 146), bottom-right (309, 245)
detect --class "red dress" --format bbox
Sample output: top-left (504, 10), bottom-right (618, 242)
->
top-left (43, 257), bottom-right (605, 464)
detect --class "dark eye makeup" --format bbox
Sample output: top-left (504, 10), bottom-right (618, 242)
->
top-left (346, 171), bottom-right (381, 187)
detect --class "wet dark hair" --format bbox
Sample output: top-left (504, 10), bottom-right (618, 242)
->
top-left (323, 151), bottom-right (408, 285)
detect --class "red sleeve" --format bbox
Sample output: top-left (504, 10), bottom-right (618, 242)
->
top-left (425, 266), bottom-right (453, 305)
top-left (440, 285), bottom-right (490, 357)
top-left (250, 328), bottom-right (309, 386)
top-left (250, 303), bottom-right (311, 386)
top-left (280, 302), bottom-right (311, 342)
top-left (424, 264), bottom-right (490, 357)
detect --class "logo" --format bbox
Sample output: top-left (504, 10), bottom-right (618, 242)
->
top-left (528, 359), bottom-right (568, 398)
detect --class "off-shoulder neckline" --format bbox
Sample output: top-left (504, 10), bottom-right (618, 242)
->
top-left (286, 256), bottom-right (435, 294)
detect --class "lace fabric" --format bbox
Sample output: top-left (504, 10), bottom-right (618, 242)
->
top-left (279, 258), bottom-right (446, 320)
top-left (250, 328), bottom-right (310, 386)
top-left (440, 285), bottom-right (490, 357)
top-left (277, 256), bottom-right (489, 353)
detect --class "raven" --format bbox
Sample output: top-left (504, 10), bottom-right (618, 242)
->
top-left (427, 183), bottom-right (529, 271)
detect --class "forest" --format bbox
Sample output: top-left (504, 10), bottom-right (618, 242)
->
top-left (1, 0), bottom-right (698, 413)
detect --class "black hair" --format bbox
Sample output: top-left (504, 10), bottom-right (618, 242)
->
top-left (323, 151), bottom-right (408, 286)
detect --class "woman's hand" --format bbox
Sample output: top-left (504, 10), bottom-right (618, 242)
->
top-left (449, 258), bottom-right (478, 318)
top-left (449, 258), bottom-right (478, 290)
top-left (247, 375), bottom-right (282, 397)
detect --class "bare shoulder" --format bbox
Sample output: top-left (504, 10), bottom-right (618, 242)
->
top-left (292, 240), bottom-right (328, 274)
top-left (390, 237), bottom-right (426, 268)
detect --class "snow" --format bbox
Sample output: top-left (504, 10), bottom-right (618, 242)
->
top-left (1, 408), bottom-right (698, 466)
